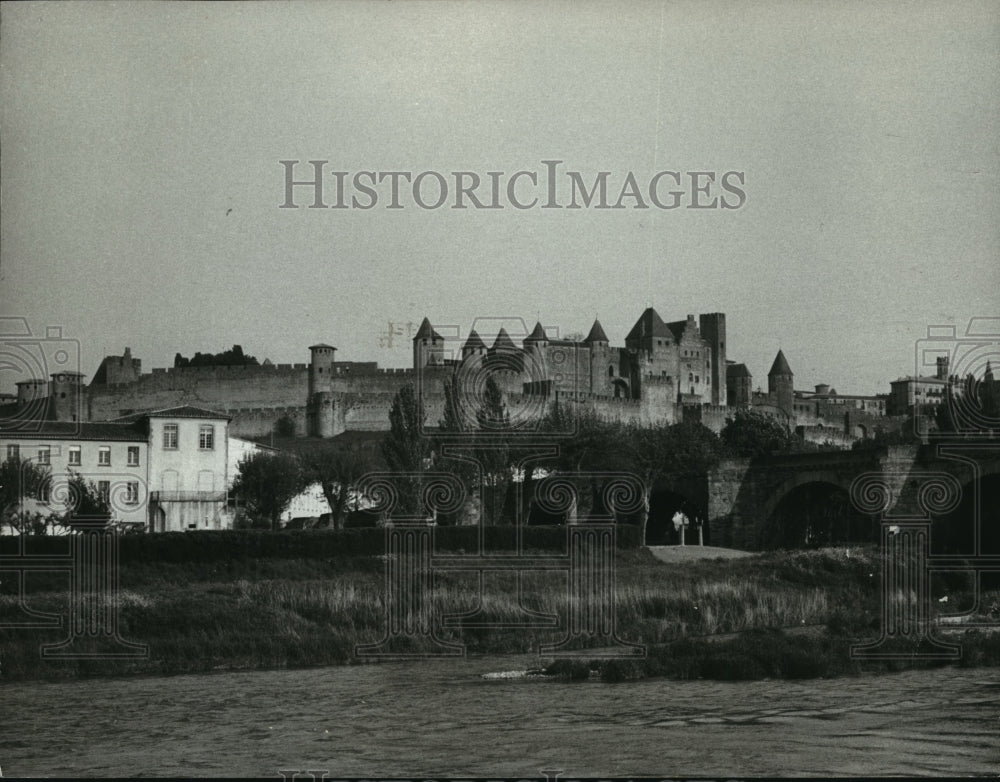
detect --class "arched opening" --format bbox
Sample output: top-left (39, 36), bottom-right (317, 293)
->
top-left (646, 489), bottom-right (706, 545)
top-left (608, 365), bottom-right (615, 377)
top-left (762, 480), bottom-right (873, 549)
top-left (932, 474), bottom-right (1000, 557)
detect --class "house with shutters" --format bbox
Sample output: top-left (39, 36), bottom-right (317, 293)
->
top-left (1, 405), bottom-right (233, 532)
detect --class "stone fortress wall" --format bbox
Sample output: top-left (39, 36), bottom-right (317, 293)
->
top-left (76, 308), bottom-right (891, 444)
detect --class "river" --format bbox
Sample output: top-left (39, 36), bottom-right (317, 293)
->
top-left (1, 658), bottom-right (998, 777)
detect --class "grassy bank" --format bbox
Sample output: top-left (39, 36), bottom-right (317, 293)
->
top-left (1, 543), bottom-right (997, 682)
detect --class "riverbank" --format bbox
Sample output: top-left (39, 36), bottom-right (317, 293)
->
top-left (1, 544), bottom-right (997, 682)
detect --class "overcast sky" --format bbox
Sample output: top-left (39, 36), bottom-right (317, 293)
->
top-left (1, 0), bottom-right (997, 396)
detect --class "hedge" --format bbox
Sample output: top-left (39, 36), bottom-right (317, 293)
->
top-left (1, 523), bottom-right (641, 564)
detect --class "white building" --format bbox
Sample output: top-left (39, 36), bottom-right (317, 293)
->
top-left (1, 406), bottom-right (233, 533)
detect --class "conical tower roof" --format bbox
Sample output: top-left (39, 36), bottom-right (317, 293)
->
top-left (585, 319), bottom-right (609, 343)
top-left (462, 329), bottom-right (486, 351)
top-left (524, 321), bottom-right (548, 343)
top-left (491, 327), bottom-right (518, 351)
top-left (413, 317), bottom-right (442, 341)
top-left (625, 307), bottom-right (671, 341)
top-left (768, 350), bottom-right (793, 377)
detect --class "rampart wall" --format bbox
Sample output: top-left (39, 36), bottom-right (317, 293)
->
top-left (88, 364), bottom-right (309, 420)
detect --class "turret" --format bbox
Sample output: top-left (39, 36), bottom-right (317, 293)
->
top-left (584, 319), bottom-right (609, 346)
top-left (523, 321), bottom-right (549, 348)
top-left (936, 356), bottom-right (949, 380)
top-left (308, 343), bottom-right (337, 397)
top-left (767, 350), bottom-right (794, 417)
top-left (16, 379), bottom-right (48, 411)
top-left (461, 329), bottom-right (487, 361)
top-left (726, 363), bottom-right (752, 407)
top-left (699, 313), bottom-right (727, 406)
top-left (412, 317), bottom-right (444, 368)
top-left (50, 371), bottom-right (84, 422)
top-left (625, 307), bottom-right (672, 353)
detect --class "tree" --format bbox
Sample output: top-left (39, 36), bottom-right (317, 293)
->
top-left (62, 472), bottom-right (113, 529)
top-left (620, 420), bottom-right (723, 544)
top-left (0, 457), bottom-right (52, 532)
top-left (231, 450), bottom-right (308, 530)
top-left (293, 441), bottom-right (380, 529)
top-left (433, 379), bottom-right (479, 523)
top-left (380, 383), bottom-right (430, 517)
top-left (720, 409), bottom-right (796, 459)
top-left (476, 375), bottom-right (513, 525)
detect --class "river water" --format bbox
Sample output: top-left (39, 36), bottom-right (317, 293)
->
top-left (1, 657), bottom-right (998, 777)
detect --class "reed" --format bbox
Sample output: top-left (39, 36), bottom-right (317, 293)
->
top-left (2, 545), bottom-right (997, 682)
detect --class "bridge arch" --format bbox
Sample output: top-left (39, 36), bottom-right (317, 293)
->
top-left (758, 471), bottom-right (872, 548)
top-left (931, 472), bottom-right (1000, 558)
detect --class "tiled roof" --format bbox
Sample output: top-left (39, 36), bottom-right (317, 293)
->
top-left (625, 307), bottom-right (672, 341)
top-left (726, 363), bottom-right (752, 379)
top-left (116, 405), bottom-right (231, 421)
top-left (0, 420), bottom-right (148, 442)
top-left (585, 319), bottom-right (609, 343)
top-left (768, 350), bottom-right (793, 376)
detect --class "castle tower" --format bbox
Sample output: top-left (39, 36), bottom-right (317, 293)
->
top-left (699, 313), bottom-right (727, 406)
top-left (308, 344), bottom-right (337, 397)
top-left (585, 319), bottom-right (612, 394)
top-left (15, 378), bottom-right (48, 412)
top-left (312, 391), bottom-right (336, 438)
top-left (412, 317), bottom-right (444, 368)
top-left (624, 307), bottom-right (672, 354)
top-left (936, 355), bottom-right (949, 380)
top-left (768, 350), bottom-right (794, 418)
top-left (91, 347), bottom-right (142, 386)
top-left (308, 344), bottom-right (337, 437)
top-left (461, 329), bottom-right (487, 361)
top-left (523, 321), bottom-right (549, 350)
top-left (726, 363), bottom-right (752, 408)
top-left (50, 371), bottom-right (84, 422)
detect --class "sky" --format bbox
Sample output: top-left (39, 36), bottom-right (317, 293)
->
top-left (1, 0), bottom-right (997, 396)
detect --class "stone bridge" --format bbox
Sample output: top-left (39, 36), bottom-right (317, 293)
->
top-left (652, 442), bottom-right (1000, 551)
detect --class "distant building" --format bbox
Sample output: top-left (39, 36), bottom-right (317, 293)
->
top-left (2, 307), bottom-right (897, 462)
top-left (888, 356), bottom-right (949, 415)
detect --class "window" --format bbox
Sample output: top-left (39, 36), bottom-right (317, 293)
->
top-left (68, 446), bottom-right (81, 466)
top-left (163, 424), bottom-right (178, 449)
top-left (127, 446), bottom-right (140, 466)
top-left (97, 481), bottom-right (111, 502)
top-left (6, 444), bottom-right (19, 462)
top-left (38, 479), bottom-right (50, 504)
top-left (38, 446), bottom-right (50, 465)
top-left (98, 446), bottom-right (111, 466)
top-left (199, 425), bottom-right (214, 450)
top-left (125, 481), bottom-right (139, 505)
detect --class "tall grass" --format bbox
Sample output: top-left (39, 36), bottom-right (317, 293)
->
top-left (2, 545), bottom-right (998, 682)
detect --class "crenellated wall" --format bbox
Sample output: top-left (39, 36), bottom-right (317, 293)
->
top-left (89, 362), bottom-right (310, 421)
